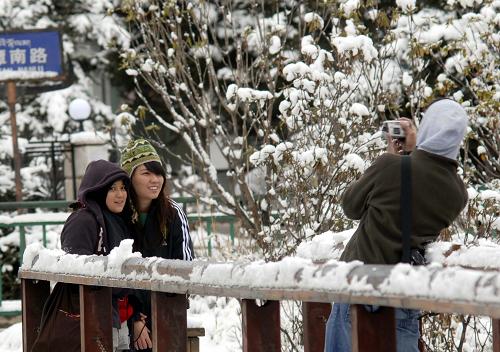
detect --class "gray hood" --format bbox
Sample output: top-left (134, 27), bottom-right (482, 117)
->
top-left (416, 99), bottom-right (468, 160)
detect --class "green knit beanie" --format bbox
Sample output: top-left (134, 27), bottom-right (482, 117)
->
top-left (120, 139), bottom-right (162, 176)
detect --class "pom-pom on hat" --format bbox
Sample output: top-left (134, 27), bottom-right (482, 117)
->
top-left (120, 139), bottom-right (162, 176)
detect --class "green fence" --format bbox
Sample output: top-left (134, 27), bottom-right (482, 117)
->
top-left (0, 198), bottom-right (237, 316)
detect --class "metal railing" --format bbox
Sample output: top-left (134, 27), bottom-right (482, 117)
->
top-left (0, 198), bottom-right (237, 257)
top-left (19, 254), bottom-right (500, 352)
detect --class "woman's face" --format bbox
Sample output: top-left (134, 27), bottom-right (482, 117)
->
top-left (131, 164), bottom-right (164, 203)
top-left (105, 179), bottom-right (127, 213)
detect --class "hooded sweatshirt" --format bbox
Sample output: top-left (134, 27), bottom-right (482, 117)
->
top-left (416, 99), bottom-right (468, 160)
top-left (60, 159), bottom-right (132, 328)
top-left (61, 159), bottom-right (131, 255)
top-left (340, 100), bottom-right (468, 264)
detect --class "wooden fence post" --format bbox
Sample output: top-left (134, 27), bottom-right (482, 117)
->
top-left (151, 292), bottom-right (187, 352)
top-left (79, 285), bottom-right (112, 352)
top-left (187, 328), bottom-right (205, 352)
top-left (241, 299), bottom-right (280, 352)
top-left (493, 319), bottom-right (500, 352)
top-left (351, 305), bottom-right (396, 352)
top-left (419, 318), bottom-right (426, 352)
top-left (22, 279), bottom-right (50, 351)
top-left (303, 302), bottom-right (331, 352)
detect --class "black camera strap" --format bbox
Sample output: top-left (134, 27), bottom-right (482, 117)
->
top-left (401, 155), bottom-right (412, 263)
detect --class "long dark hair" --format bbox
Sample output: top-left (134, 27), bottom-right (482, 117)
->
top-left (129, 161), bottom-right (175, 239)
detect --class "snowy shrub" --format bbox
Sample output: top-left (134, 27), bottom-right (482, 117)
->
top-left (120, 0), bottom-right (498, 254)
top-left (117, 0), bottom-right (498, 350)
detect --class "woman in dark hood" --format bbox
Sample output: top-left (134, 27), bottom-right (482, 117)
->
top-left (32, 160), bottom-right (134, 352)
top-left (61, 159), bottom-right (132, 257)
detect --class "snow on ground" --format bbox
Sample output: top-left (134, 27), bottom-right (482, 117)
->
top-left (0, 323), bottom-right (22, 352)
top-left (189, 295), bottom-right (242, 351)
top-left (297, 229), bottom-right (500, 270)
top-left (0, 300), bottom-right (21, 314)
top-left (191, 226), bottom-right (257, 260)
top-left (427, 238), bottom-right (500, 269)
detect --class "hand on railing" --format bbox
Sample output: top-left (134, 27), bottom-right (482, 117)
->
top-left (133, 313), bottom-right (152, 350)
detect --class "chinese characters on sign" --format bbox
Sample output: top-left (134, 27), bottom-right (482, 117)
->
top-left (0, 30), bottom-right (63, 80)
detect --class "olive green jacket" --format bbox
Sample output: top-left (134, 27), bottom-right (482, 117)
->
top-left (340, 149), bottom-right (467, 264)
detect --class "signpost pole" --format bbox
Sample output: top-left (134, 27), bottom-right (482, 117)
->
top-left (7, 80), bottom-right (23, 204)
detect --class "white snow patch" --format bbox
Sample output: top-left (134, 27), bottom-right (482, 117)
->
top-left (70, 131), bottom-right (109, 145)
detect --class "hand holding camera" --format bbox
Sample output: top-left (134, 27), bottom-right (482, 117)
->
top-left (382, 121), bottom-right (406, 139)
top-left (382, 118), bottom-right (416, 155)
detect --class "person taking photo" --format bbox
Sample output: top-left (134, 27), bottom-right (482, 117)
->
top-left (324, 99), bottom-right (469, 352)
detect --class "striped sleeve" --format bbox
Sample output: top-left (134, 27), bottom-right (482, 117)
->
top-left (171, 200), bottom-right (194, 260)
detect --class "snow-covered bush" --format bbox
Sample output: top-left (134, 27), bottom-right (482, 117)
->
top-left (119, 0), bottom-right (499, 350)
top-left (119, 0), bottom-right (498, 256)
top-left (119, 0), bottom-right (388, 260)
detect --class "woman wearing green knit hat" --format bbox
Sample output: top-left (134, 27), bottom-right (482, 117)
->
top-left (120, 139), bottom-right (194, 351)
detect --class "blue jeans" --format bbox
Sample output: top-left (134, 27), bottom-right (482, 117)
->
top-left (324, 303), bottom-right (420, 352)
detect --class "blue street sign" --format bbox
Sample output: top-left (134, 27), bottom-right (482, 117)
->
top-left (0, 29), bottom-right (63, 80)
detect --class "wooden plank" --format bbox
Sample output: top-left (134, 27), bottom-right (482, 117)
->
top-left (303, 302), bottom-right (331, 352)
top-left (493, 318), bottom-right (500, 352)
top-left (19, 269), bottom-right (500, 320)
top-left (351, 305), bottom-right (396, 352)
top-left (22, 279), bottom-right (50, 351)
top-left (187, 327), bottom-right (205, 337)
top-left (79, 285), bottom-right (112, 352)
top-left (242, 299), bottom-right (280, 352)
top-left (151, 292), bottom-right (187, 352)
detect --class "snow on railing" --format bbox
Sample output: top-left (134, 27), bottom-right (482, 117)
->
top-left (19, 240), bottom-right (500, 318)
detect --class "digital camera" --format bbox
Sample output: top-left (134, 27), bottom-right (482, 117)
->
top-left (381, 121), bottom-right (406, 139)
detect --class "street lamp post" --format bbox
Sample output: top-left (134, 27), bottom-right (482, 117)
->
top-left (67, 98), bottom-right (91, 199)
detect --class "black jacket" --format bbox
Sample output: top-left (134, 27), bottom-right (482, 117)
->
top-left (129, 199), bottom-right (194, 340)
top-left (60, 159), bottom-right (132, 328)
top-left (340, 150), bottom-right (467, 264)
top-left (134, 199), bottom-right (194, 260)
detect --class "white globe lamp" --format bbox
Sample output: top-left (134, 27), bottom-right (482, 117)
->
top-left (69, 98), bottom-right (91, 131)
